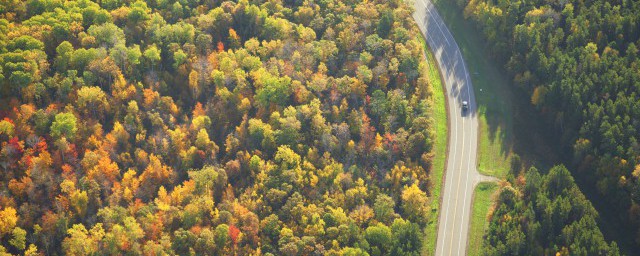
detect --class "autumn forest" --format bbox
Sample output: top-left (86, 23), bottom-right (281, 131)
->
top-left (0, 0), bottom-right (436, 255)
top-left (2, 0), bottom-right (640, 255)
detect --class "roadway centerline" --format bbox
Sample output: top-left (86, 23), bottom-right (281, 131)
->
top-left (426, 8), bottom-right (450, 46)
top-left (457, 78), bottom-right (473, 256)
top-left (448, 105), bottom-right (466, 256)
top-left (438, 77), bottom-right (460, 256)
top-left (419, 0), bottom-right (451, 47)
top-left (414, 0), bottom-right (483, 255)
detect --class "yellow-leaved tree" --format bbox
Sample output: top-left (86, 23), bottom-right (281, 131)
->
top-left (0, 207), bottom-right (18, 236)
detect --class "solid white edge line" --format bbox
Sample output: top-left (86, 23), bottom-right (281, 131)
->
top-left (438, 56), bottom-right (458, 256)
top-left (457, 38), bottom-right (475, 255)
top-left (419, 0), bottom-right (477, 255)
top-left (449, 86), bottom-right (466, 256)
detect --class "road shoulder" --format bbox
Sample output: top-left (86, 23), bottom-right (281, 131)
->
top-left (416, 35), bottom-right (449, 256)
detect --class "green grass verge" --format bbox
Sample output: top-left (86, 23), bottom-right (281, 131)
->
top-left (425, 0), bottom-right (567, 253)
top-left (415, 0), bottom-right (574, 254)
top-left (467, 182), bottom-right (499, 256)
top-left (420, 1), bottom-right (516, 255)
top-left (417, 35), bottom-right (447, 256)
top-left (429, 0), bottom-right (514, 179)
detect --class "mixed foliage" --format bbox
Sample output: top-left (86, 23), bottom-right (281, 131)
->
top-left (456, 0), bottom-right (640, 245)
top-left (483, 165), bottom-right (619, 255)
top-left (0, 0), bottom-right (438, 255)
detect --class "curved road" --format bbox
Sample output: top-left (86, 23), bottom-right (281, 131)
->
top-left (412, 1), bottom-right (493, 255)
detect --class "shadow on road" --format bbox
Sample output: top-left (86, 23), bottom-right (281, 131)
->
top-left (427, 0), bottom-right (561, 171)
top-left (429, 0), bottom-right (639, 254)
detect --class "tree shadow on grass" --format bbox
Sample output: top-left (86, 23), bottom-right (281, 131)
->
top-left (430, 0), bottom-right (561, 173)
top-left (430, 0), bottom-right (638, 253)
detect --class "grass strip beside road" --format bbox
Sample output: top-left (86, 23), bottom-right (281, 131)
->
top-left (422, 1), bottom-right (517, 254)
top-left (417, 35), bottom-right (447, 256)
top-left (467, 182), bottom-right (498, 256)
top-left (427, 0), bottom-right (566, 253)
top-left (430, 0), bottom-right (514, 179)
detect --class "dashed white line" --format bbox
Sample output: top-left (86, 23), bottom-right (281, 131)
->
top-left (418, 0), bottom-right (479, 255)
top-left (426, 9), bottom-right (450, 46)
top-left (438, 70), bottom-right (459, 256)
top-left (420, 0), bottom-right (451, 47)
top-left (449, 108), bottom-right (466, 256)
top-left (458, 74), bottom-right (473, 256)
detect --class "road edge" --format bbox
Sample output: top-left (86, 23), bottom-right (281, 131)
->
top-left (424, 2), bottom-right (501, 253)
top-left (417, 32), bottom-right (451, 256)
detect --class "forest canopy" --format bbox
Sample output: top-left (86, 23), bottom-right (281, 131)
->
top-left (456, 0), bottom-right (640, 247)
top-left (483, 165), bottom-right (619, 255)
top-left (0, 0), bottom-right (438, 255)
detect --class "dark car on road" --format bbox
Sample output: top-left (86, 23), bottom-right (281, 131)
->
top-left (462, 100), bottom-right (468, 111)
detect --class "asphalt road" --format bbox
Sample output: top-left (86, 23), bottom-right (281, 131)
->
top-left (412, 1), bottom-right (493, 255)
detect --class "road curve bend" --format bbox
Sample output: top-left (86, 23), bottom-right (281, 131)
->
top-left (412, 1), bottom-right (486, 255)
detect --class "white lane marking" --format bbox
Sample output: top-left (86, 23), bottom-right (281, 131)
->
top-left (460, 51), bottom-right (471, 87)
top-left (426, 10), bottom-right (450, 46)
top-left (419, 0), bottom-right (451, 47)
top-left (457, 76), bottom-right (473, 256)
top-left (449, 97), bottom-right (466, 256)
top-left (454, 43), bottom-right (475, 255)
top-left (418, 0), bottom-right (477, 255)
top-left (438, 68), bottom-right (459, 256)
